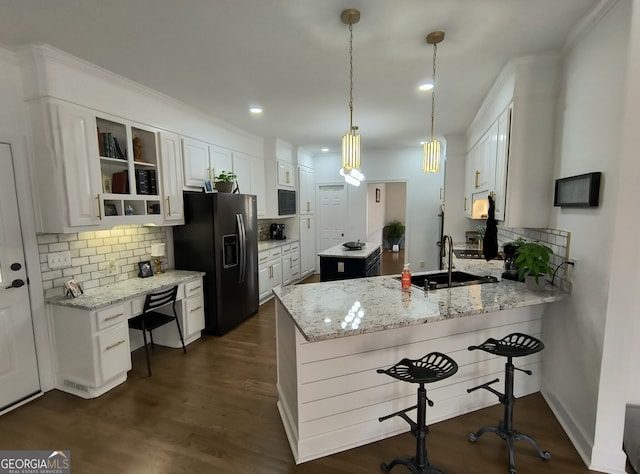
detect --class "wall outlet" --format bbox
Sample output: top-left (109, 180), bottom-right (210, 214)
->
top-left (419, 260), bottom-right (425, 268)
top-left (48, 251), bottom-right (71, 269)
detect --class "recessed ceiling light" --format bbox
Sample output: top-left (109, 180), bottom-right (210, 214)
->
top-left (321, 148), bottom-right (329, 152)
top-left (249, 106), bottom-right (263, 114)
top-left (418, 82), bottom-right (434, 91)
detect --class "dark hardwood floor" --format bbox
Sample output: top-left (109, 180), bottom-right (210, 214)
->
top-left (0, 256), bottom-right (603, 473)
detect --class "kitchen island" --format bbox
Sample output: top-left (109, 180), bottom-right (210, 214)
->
top-left (273, 260), bottom-right (566, 464)
top-left (318, 241), bottom-right (381, 281)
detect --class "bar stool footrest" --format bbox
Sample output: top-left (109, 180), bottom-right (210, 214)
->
top-left (380, 456), bottom-right (446, 474)
top-left (379, 404), bottom-right (418, 431)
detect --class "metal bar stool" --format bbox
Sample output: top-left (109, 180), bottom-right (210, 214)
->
top-left (377, 352), bottom-right (458, 474)
top-left (466, 333), bottom-right (550, 474)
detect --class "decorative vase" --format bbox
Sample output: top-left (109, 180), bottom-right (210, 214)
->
top-left (214, 181), bottom-right (234, 193)
top-left (525, 274), bottom-right (546, 291)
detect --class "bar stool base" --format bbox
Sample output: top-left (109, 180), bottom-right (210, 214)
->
top-left (381, 457), bottom-right (445, 473)
top-left (469, 422), bottom-right (551, 474)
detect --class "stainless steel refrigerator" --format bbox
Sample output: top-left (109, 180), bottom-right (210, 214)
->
top-left (173, 192), bottom-right (259, 335)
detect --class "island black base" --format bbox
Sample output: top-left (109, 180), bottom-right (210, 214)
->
top-left (320, 247), bottom-right (381, 282)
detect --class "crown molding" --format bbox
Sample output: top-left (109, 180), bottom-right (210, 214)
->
top-left (564, 0), bottom-right (619, 51)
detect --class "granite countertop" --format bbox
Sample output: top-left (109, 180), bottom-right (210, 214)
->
top-left (46, 269), bottom-right (205, 311)
top-left (273, 256), bottom-right (566, 342)
top-left (317, 241), bottom-right (381, 259)
top-left (259, 239), bottom-right (299, 252)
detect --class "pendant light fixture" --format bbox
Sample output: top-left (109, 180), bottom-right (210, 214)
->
top-left (423, 31), bottom-right (445, 173)
top-left (340, 8), bottom-right (364, 186)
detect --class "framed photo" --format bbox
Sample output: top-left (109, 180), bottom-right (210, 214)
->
top-left (204, 179), bottom-right (214, 194)
top-left (104, 203), bottom-right (117, 216)
top-left (375, 188), bottom-right (381, 203)
top-left (64, 279), bottom-right (83, 298)
top-left (138, 261), bottom-right (154, 278)
top-left (102, 175), bottom-right (112, 194)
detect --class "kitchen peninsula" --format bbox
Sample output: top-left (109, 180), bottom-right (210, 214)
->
top-left (318, 241), bottom-right (381, 281)
top-left (273, 261), bottom-right (566, 464)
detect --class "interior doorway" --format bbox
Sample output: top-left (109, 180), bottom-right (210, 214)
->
top-left (366, 181), bottom-right (407, 254)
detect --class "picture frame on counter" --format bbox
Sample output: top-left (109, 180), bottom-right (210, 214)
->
top-left (138, 260), bottom-right (153, 278)
top-left (204, 179), bottom-right (214, 194)
top-left (138, 261), bottom-right (153, 278)
top-left (64, 279), bottom-right (83, 298)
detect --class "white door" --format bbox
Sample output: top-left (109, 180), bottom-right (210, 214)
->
top-left (0, 143), bottom-right (40, 410)
top-left (318, 185), bottom-right (348, 251)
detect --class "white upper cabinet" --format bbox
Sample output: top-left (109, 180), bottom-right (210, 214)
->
top-left (298, 165), bottom-right (315, 215)
top-left (158, 131), bottom-right (184, 224)
top-left (232, 151), bottom-right (266, 216)
top-left (182, 137), bottom-right (234, 190)
top-left (465, 54), bottom-right (559, 227)
top-left (210, 145), bottom-right (234, 181)
top-left (28, 100), bottom-right (166, 233)
top-left (54, 102), bottom-right (103, 229)
top-left (182, 137), bottom-right (209, 187)
top-left (263, 138), bottom-right (296, 217)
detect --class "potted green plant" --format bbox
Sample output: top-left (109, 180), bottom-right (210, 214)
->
top-left (515, 241), bottom-right (553, 290)
top-left (214, 171), bottom-right (237, 193)
top-left (384, 220), bottom-right (405, 251)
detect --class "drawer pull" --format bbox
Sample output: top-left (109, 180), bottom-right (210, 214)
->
top-left (105, 339), bottom-right (126, 351)
top-left (190, 306), bottom-right (203, 312)
top-left (188, 287), bottom-right (200, 293)
top-left (103, 313), bottom-right (124, 322)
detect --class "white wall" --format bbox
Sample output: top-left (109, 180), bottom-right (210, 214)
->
top-left (442, 134), bottom-right (471, 245)
top-left (366, 182), bottom-right (385, 244)
top-left (384, 182), bottom-right (407, 226)
top-left (542, 1), bottom-right (632, 471)
top-left (314, 147), bottom-right (444, 270)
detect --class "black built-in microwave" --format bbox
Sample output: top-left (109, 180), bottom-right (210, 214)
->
top-left (278, 189), bottom-right (296, 215)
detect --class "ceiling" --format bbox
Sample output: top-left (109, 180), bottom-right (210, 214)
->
top-left (0, 0), bottom-right (600, 154)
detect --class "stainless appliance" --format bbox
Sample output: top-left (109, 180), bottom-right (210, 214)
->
top-left (278, 189), bottom-right (296, 215)
top-left (270, 223), bottom-right (286, 240)
top-left (173, 192), bottom-right (259, 335)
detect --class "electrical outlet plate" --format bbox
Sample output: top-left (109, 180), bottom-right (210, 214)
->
top-left (48, 251), bottom-right (71, 269)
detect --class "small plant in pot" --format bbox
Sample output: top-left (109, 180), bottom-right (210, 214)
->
top-left (214, 171), bottom-right (237, 193)
top-left (385, 220), bottom-right (405, 250)
top-left (515, 241), bottom-right (553, 290)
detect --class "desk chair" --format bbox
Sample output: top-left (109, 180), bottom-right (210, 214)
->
top-left (128, 285), bottom-right (186, 376)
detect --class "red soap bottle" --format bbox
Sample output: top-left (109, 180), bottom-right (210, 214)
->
top-left (401, 263), bottom-right (411, 291)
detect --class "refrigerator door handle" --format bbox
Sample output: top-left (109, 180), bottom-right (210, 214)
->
top-left (237, 213), bottom-right (246, 284)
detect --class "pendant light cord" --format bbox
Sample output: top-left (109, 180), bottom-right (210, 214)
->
top-left (348, 21), bottom-right (354, 133)
top-left (430, 42), bottom-right (437, 141)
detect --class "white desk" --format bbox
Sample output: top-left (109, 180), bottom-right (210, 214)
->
top-left (47, 270), bottom-right (205, 398)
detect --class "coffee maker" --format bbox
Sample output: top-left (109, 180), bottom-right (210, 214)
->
top-left (502, 243), bottom-right (520, 281)
top-left (270, 223), bottom-right (286, 240)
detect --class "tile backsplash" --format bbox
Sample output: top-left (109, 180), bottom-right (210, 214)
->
top-left (37, 225), bottom-right (168, 298)
top-left (497, 226), bottom-right (572, 293)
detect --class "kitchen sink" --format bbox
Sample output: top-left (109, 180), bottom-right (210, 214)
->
top-left (395, 270), bottom-right (499, 289)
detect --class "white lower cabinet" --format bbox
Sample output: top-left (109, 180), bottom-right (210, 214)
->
top-left (282, 244), bottom-right (292, 286)
top-left (50, 276), bottom-right (204, 399)
top-left (290, 242), bottom-right (301, 282)
top-left (259, 247), bottom-right (283, 302)
top-left (299, 216), bottom-right (316, 278)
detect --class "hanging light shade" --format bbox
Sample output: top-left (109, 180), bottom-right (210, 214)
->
top-left (340, 8), bottom-right (364, 185)
top-left (424, 31), bottom-right (445, 173)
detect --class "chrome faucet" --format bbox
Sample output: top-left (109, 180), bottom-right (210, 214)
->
top-left (441, 234), bottom-right (453, 288)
